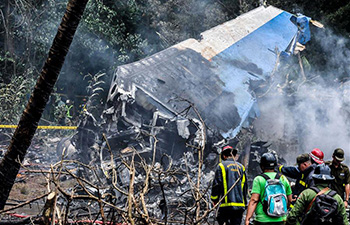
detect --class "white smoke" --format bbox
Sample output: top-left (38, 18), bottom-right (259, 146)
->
top-left (253, 28), bottom-right (350, 165)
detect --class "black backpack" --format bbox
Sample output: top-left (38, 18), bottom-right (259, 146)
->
top-left (301, 187), bottom-right (343, 225)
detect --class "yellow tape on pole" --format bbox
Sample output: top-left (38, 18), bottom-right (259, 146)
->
top-left (0, 125), bottom-right (77, 130)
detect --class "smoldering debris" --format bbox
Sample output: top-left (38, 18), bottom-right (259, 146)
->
top-left (1, 103), bottom-right (220, 224)
top-left (0, 5), bottom-right (321, 224)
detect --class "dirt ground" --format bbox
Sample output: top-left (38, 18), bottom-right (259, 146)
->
top-left (6, 174), bottom-right (48, 215)
top-left (0, 133), bottom-right (74, 218)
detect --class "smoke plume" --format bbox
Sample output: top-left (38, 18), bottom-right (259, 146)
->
top-left (253, 27), bottom-right (350, 165)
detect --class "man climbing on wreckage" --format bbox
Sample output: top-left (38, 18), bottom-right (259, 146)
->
top-left (245, 152), bottom-right (293, 225)
top-left (278, 152), bottom-right (319, 206)
top-left (211, 145), bottom-right (248, 225)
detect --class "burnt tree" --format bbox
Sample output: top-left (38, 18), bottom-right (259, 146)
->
top-left (0, 0), bottom-right (89, 209)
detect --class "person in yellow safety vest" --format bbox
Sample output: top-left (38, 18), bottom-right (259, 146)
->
top-left (79, 98), bottom-right (88, 114)
top-left (278, 153), bottom-right (316, 207)
top-left (211, 145), bottom-right (248, 225)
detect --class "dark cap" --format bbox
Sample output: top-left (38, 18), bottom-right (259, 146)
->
top-left (297, 153), bottom-right (310, 165)
top-left (333, 148), bottom-right (345, 162)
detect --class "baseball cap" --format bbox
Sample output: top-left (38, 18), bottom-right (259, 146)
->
top-left (333, 148), bottom-right (345, 162)
top-left (297, 153), bottom-right (310, 165)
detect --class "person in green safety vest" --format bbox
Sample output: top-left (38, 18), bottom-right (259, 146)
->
top-left (65, 99), bottom-right (74, 125)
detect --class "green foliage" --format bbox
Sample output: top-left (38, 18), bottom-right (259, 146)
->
top-left (83, 72), bottom-right (107, 118)
top-left (0, 52), bottom-right (15, 64)
top-left (0, 74), bottom-right (35, 124)
top-left (266, 0), bottom-right (350, 34)
top-left (326, 2), bottom-right (350, 34)
top-left (52, 94), bottom-right (68, 125)
top-left (139, 0), bottom-right (231, 47)
top-left (79, 0), bottom-right (149, 63)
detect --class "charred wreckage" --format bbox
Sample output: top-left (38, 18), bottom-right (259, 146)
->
top-left (71, 6), bottom-right (314, 223)
top-left (4, 6), bottom-right (318, 224)
top-left (68, 6), bottom-right (315, 223)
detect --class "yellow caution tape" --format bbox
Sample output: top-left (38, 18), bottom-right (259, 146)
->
top-left (0, 125), bottom-right (77, 130)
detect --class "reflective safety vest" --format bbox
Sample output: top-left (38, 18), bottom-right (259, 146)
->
top-left (66, 105), bottom-right (73, 118)
top-left (279, 164), bottom-right (315, 198)
top-left (211, 159), bottom-right (247, 210)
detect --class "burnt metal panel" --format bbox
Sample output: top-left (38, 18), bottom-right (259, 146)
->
top-left (105, 6), bottom-right (309, 141)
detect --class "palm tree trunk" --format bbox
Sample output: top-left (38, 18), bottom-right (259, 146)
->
top-left (0, 0), bottom-right (89, 209)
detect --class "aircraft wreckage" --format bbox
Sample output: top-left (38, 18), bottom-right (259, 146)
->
top-left (67, 5), bottom-right (315, 221)
top-left (90, 6), bottom-right (313, 160)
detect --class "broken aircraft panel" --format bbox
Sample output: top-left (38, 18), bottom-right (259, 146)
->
top-left (103, 5), bottom-right (311, 148)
